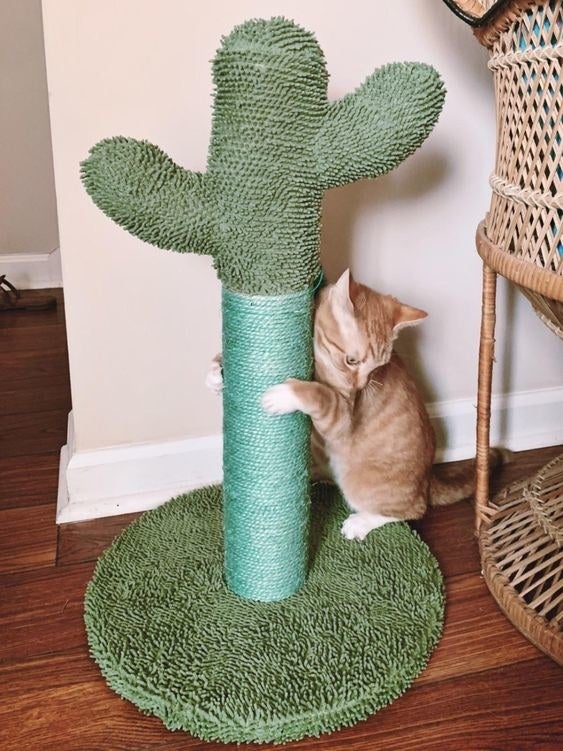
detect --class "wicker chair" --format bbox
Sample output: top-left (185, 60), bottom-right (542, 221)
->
top-left (445, 0), bottom-right (562, 663)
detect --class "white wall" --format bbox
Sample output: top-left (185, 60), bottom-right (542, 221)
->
top-left (0, 0), bottom-right (59, 274)
top-left (42, 0), bottom-right (562, 521)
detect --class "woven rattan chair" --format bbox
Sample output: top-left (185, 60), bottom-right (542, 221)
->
top-left (445, 0), bottom-right (562, 663)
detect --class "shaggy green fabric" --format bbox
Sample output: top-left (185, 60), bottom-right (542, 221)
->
top-left (84, 484), bottom-right (444, 744)
top-left (81, 17), bottom-right (445, 295)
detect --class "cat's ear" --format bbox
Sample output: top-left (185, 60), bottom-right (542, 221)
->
top-left (331, 269), bottom-right (354, 313)
top-left (393, 302), bottom-right (428, 335)
top-left (332, 269), bottom-right (362, 310)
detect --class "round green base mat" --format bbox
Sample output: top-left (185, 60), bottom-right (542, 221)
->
top-left (84, 484), bottom-right (444, 744)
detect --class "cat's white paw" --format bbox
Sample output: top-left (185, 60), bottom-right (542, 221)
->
top-left (341, 513), bottom-right (375, 541)
top-left (262, 382), bottom-right (301, 415)
top-left (341, 512), bottom-right (399, 540)
top-left (205, 355), bottom-right (223, 394)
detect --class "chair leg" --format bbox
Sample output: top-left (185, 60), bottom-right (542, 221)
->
top-left (476, 262), bottom-right (497, 531)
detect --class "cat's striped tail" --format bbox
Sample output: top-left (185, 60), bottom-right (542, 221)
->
top-left (429, 448), bottom-right (511, 507)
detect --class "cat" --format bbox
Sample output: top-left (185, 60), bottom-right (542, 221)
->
top-left (208, 269), bottom-right (504, 541)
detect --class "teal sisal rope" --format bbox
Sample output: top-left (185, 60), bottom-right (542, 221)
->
top-left (222, 285), bottom-right (314, 600)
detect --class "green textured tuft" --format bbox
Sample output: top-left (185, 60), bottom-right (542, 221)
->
top-left (219, 16), bottom-right (324, 58)
top-left (80, 137), bottom-right (215, 255)
top-left (80, 18), bottom-right (445, 295)
top-left (314, 62), bottom-right (446, 188)
top-left (84, 484), bottom-right (444, 744)
top-left (207, 17), bottom-right (327, 294)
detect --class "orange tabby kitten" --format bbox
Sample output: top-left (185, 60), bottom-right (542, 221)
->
top-left (261, 269), bottom-right (486, 541)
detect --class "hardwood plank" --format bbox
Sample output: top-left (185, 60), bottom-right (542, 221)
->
top-left (0, 504), bottom-right (57, 573)
top-left (0, 563), bottom-right (93, 661)
top-left (0, 409), bottom-right (68, 458)
top-left (0, 453), bottom-right (61, 510)
top-left (0, 650), bottom-right (179, 751)
top-left (0, 373), bottom-right (71, 416)
top-left (420, 571), bottom-right (540, 684)
top-left (413, 499), bottom-right (479, 578)
top-left (0, 350), bottom-right (69, 380)
top-left (0, 325), bottom-right (69, 355)
top-left (0, 649), bottom-right (97, 698)
top-left (0, 289), bottom-right (65, 330)
top-left (311, 657), bottom-right (563, 751)
top-left (490, 444), bottom-right (563, 493)
top-left (57, 512), bottom-right (141, 566)
top-left (1, 651), bottom-right (560, 751)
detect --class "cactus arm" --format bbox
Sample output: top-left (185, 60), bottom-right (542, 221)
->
top-left (80, 137), bottom-right (216, 255)
top-left (314, 63), bottom-right (446, 190)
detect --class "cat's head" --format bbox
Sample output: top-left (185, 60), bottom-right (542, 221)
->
top-left (314, 269), bottom-right (427, 393)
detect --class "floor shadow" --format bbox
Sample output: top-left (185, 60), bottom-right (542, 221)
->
top-left (307, 482), bottom-right (341, 570)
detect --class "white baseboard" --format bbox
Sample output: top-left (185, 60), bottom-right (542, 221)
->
top-left (0, 248), bottom-right (62, 289)
top-left (57, 386), bottom-right (563, 523)
top-left (431, 385), bottom-right (563, 463)
top-left (57, 413), bottom-right (223, 523)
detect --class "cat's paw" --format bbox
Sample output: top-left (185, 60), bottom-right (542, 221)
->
top-left (205, 354), bottom-right (223, 394)
top-left (341, 512), bottom-right (399, 540)
top-left (341, 513), bottom-right (376, 541)
top-left (262, 382), bottom-right (302, 415)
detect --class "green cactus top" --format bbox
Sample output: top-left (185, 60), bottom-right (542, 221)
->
top-left (81, 17), bottom-right (445, 295)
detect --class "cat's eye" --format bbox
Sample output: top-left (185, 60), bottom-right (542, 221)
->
top-left (345, 355), bottom-right (359, 366)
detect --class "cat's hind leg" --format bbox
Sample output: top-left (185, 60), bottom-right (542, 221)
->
top-left (341, 512), bottom-right (400, 541)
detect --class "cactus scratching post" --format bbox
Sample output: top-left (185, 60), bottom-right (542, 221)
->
top-left (82, 17), bottom-right (446, 742)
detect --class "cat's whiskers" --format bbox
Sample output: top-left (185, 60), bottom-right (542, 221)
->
top-left (368, 378), bottom-right (383, 389)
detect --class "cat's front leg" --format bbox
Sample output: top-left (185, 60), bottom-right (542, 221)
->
top-left (262, 379), bottom-right (348, 442)
top-left (261, 379), bottom-right (306, 415)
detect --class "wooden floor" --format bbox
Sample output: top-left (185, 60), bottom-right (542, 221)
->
top-left (1, 290), bottom-right (562, 751)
